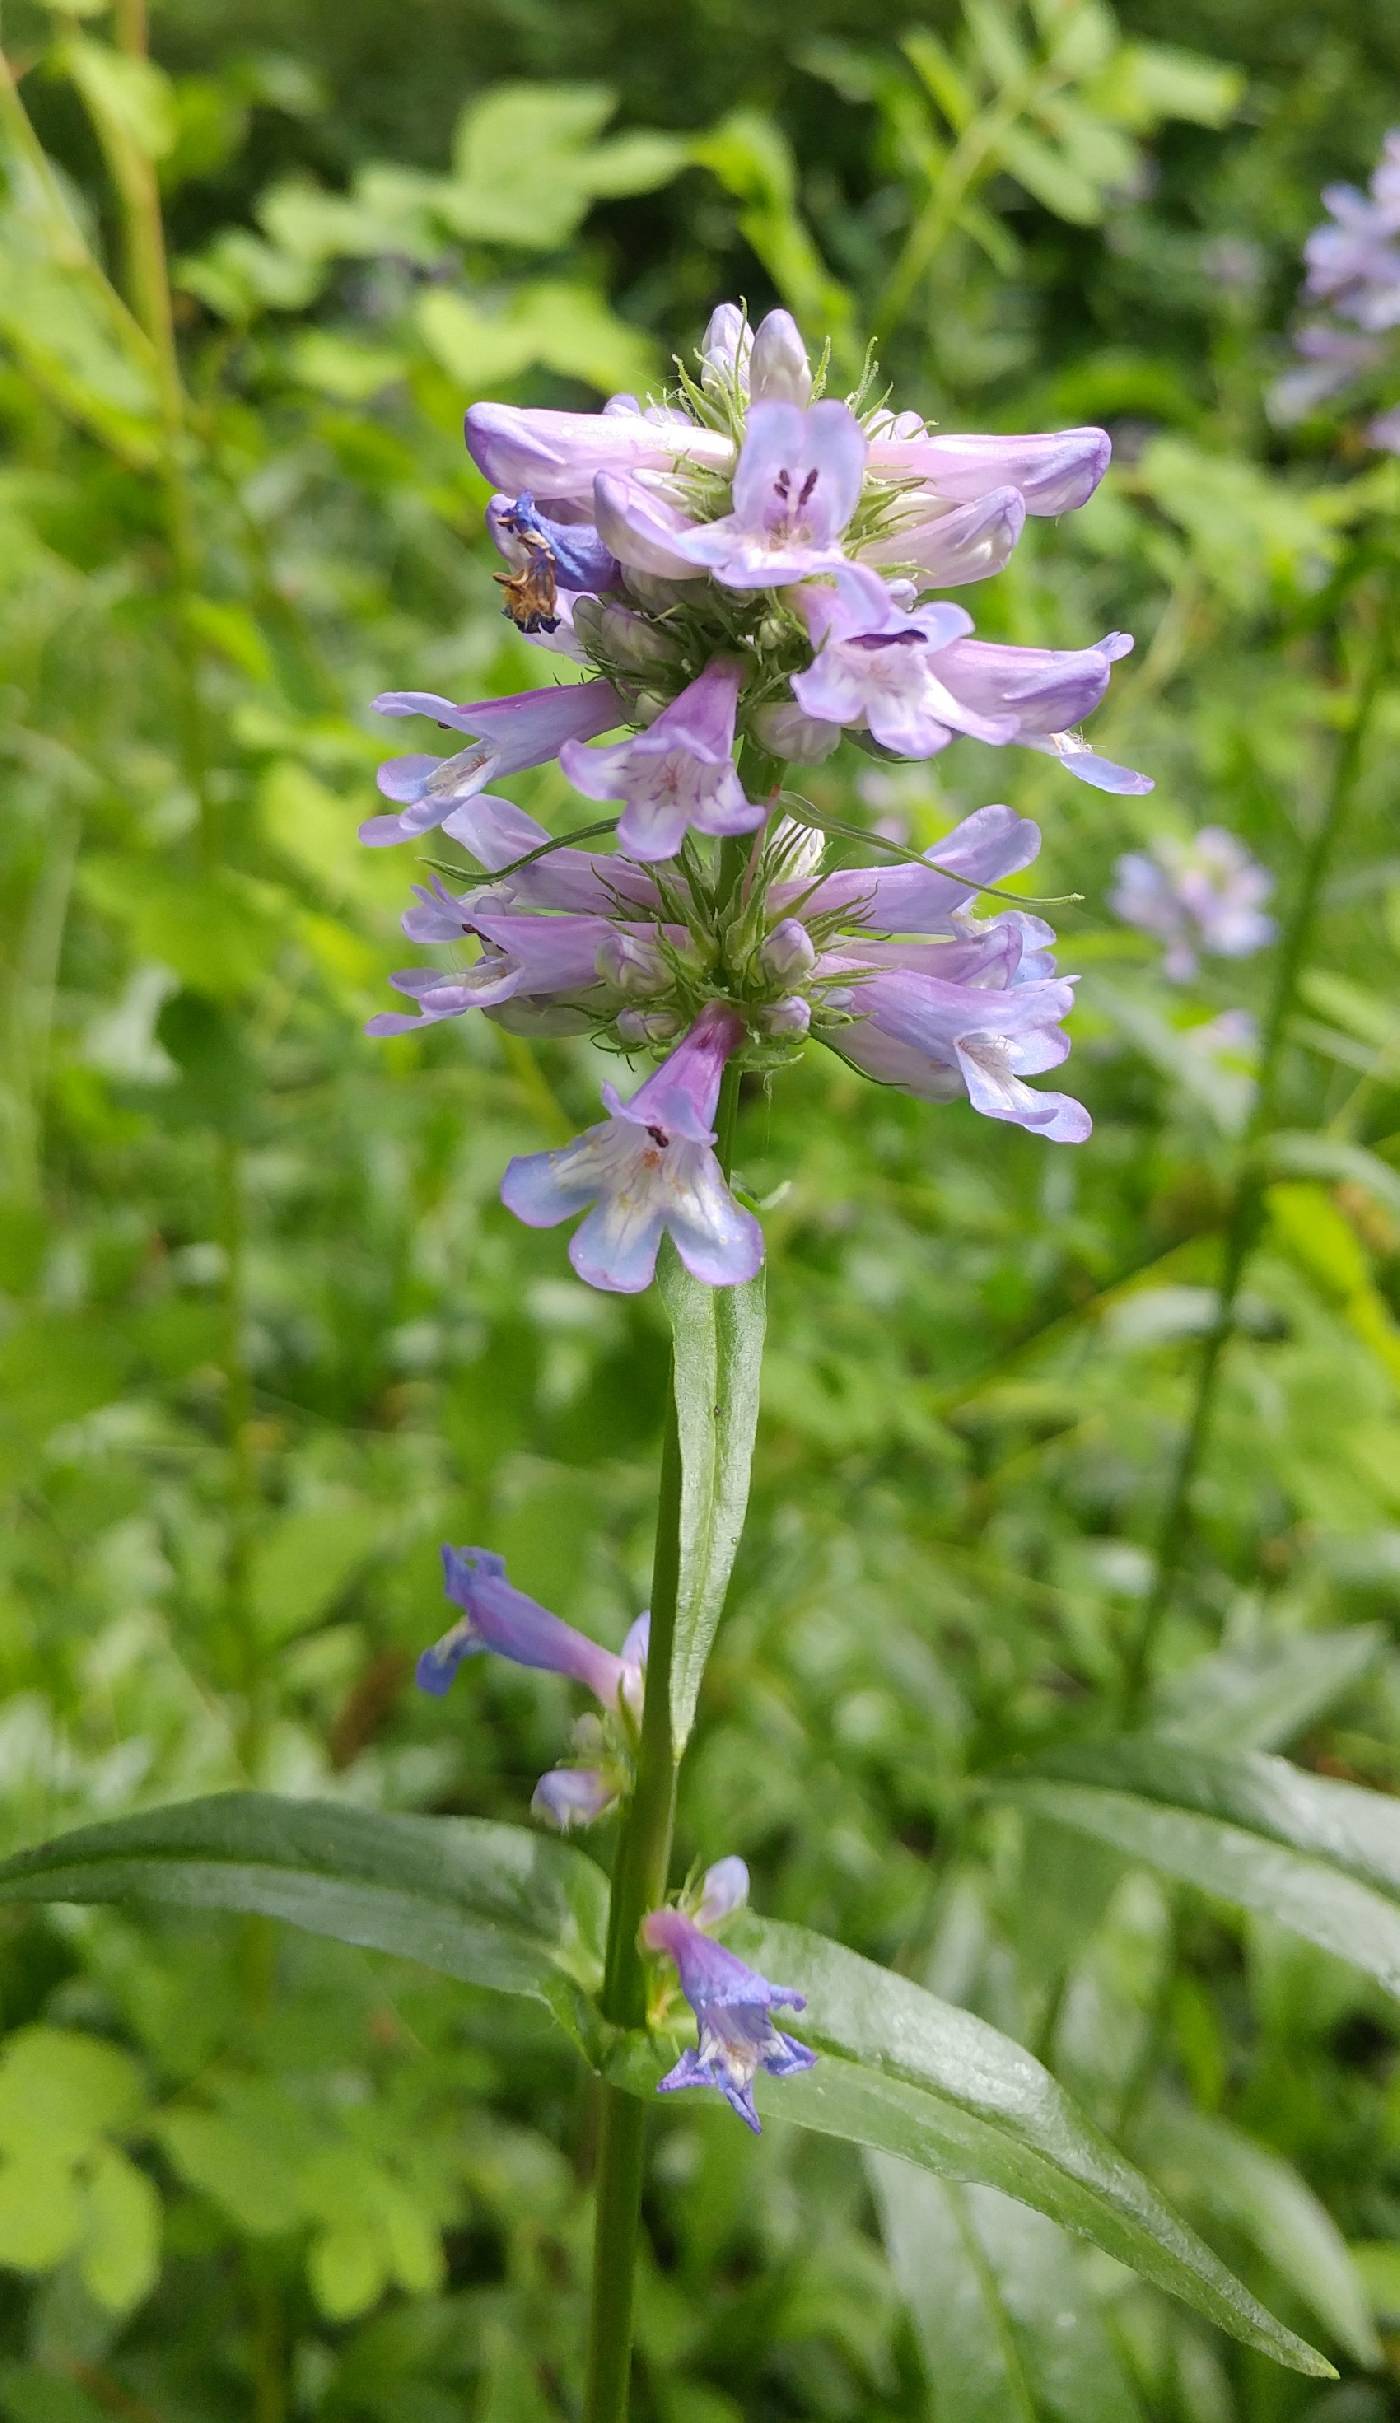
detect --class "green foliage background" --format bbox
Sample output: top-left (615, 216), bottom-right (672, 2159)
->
top-left (2, 0), bottom-right (1400, 2413)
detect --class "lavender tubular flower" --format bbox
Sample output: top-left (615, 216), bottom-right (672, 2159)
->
top-left (466, 399), bottom-right (733, 505)
top-left (501, 1003), bottom-right (761, 1294)
top-left (560, 658), bottom-right (764, 860)
top-left (363, 682), bottom-right (624, 845)
top-left (419, 1547), bottom-right (633, 1704)
top-left (858, 484), bottom-right (1027, 587)
top-left (669, 399), bottom-right (867, 587)
top-left (643, 1882), bottom-right (816, 2134)
top-left (865, 420), bottom-right (1112, 514)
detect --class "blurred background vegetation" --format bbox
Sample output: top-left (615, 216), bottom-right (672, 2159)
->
top-left (2, 0), bottom-right (1400, 2414)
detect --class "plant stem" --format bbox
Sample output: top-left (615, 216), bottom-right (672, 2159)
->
top-left (109, 0), bottom-right (218, 858)
top-left (1121, 568), bottom-right (1393, 1718)
top-left (582, 1061), bottom-right (743, 2423)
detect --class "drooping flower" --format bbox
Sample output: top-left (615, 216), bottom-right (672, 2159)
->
top-left (419, 1547), bottom-right (642, 1706)
top-left (643, 1863), bottom-right (816, 2133)
top-left (1110, 828), bottom-right (1275, 981)
top-left (418, 1551), bottom-right (648, 1829)
top-left (363, 682), bottom-right (623, 845)
top-left (560, 658), bottom-right (765, 860)
top-left (501, 1003), bottom-right (761, 1293)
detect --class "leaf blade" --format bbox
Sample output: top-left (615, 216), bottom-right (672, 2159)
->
top-left (660, 1253), bottom-right (766, 1747)
top-left (993, 1740), bottom-right (1400, 1996)
top-left (0, 1795), bottom-right (608, 2047)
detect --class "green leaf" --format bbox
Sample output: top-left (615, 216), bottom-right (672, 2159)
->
top-left (308, 2218), bottom-right (387, 2321)
top-left (1132, 2099), bottom-right (1381, 2368)
top-left (61, 37), bottom-right (176, 162)
top-left (659, 1251), bottom-right (766, 1748)
top-left (0, 2028), bottom-right (144, 2162)
top-left (152, 2108), bottom-right (305, 2237)
top-left (993, 1740), bottom-right (1400, 1996)
top-left (616, 1917), bottom-right (1328, 2374)
top-left (869, 2158), bottom-right (1145, 2422)
top-left (1150, 1626), bottom-right (1387, 1754)
top-left (0, 1796), bottom-right (608, 2051)
top-left (246, 1503), bottom-right (385, 1646)
top-left (1268, 1130), bottom-right (1400, 1222)
top-left (77, 2145), bottom-right (161, 2316)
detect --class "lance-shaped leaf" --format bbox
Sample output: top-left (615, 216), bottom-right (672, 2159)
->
top-left (0, 1795), bottom-right (609, 2055)
top-left (659, 1251), bottom-right (765, 1747)
top-left (868, 2157), bottom-right (1145, 2423)
top-left (991, 1739), bottom-right (1400, 1997)
top-left (610, 1915), bottom-right (1327, 2375)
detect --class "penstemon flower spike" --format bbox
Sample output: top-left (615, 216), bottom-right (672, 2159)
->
top-left (368, 297), bottom-right (1154, 2419)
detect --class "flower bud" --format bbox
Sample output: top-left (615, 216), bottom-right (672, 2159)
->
top-left (754, 700), bottom-right (840, 766)
top-left (753, 995), bottom-right (811, 1041)
top-left (758, 919), bottom-right (817, 984)
top-left (597, 930), bottom-right (669, 997)
top-left (573, 595), bottom-right (677, 671)
top-left (616, 1007), bottom-right (682, 1047)
top-left (750, 310), bottom-right (812, 408)
top-left (701, 302), bottom-right (752, 391)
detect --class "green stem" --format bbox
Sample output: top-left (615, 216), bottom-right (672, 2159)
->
top-left (582, 1060), bottom-right (743, 2423)
top-left (1121, 568), bottom-right (1393, 1718)
top-left (109, 0), bottom-right (218, 858)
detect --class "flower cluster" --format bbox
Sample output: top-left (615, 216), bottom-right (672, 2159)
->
top-left (365, 301), bottom-right (1152, 1293)
top-left (1273, 129), bottom-right (1400, 452)
top-left (1111, 828), bottom-right (1274, 983)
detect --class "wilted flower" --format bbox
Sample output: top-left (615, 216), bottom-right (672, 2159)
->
top-left (642, 1859), bottom-right (816, 2132)
top-left (417, 1547), bottom-right (647, 1830)
top-left (365, 297), bottom-right (1149, 1287)
top-left (1110, 828), bottom-right (1275, 981)
top-left (1273, 130), bottom-right (1400, 451)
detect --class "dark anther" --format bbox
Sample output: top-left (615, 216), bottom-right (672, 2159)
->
top-left (646, 1123), bottom-right (669, 1148)
top-left (797, 468), bottom-right (819, 509)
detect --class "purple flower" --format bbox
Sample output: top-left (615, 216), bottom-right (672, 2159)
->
top-left (670, 400), bottom-right (867, 588)
top-left (1110, 828), bottom-right (1275, 981)
top-left (363, 682), bottom-right (623, 846)
top-left (1274, 132), bottom-right (1400, 446)
top-left (643, 1883), bottom-right (815, 2134)
top-left (500, 1003), bottom-right (762, 1293)
top-left (826, 928), bottom-right (1091, 1144)
top-left (465, 400), bottom-right (732, 512)
top-left (365, 910), bottom-right (619, 1038)
top-left (859, 484), bottom-right (1027, 588)
top-left (701, 301), bottom-right (752, 392)
top-left (927, 632), bottom-right (1152, 793)
top-left (865, 420), bottom-right (1111, 515)
top-left (560, 659), bottom-right (763, 860)
top-left (784, 800), bottom-right (1041, 930)
top-left (425, 792), bottom-right (661, 916)
top-left (418, 1546), bottom-right (641, 1707)
top-left (749, 310), bottom-right (813, 407)
top-left (791, 566), bottom-right (1008, 756)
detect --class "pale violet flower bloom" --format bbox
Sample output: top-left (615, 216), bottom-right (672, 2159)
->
top-left (501, 1003), bottom-right (761, 1293)
top-left (643, 1864), bottom-right (816, 2133)
top-left (864, 419), bottom-right (1111, 514)
top-left (669, 399), bottom-right (867, 588)
top-left (364, 682), bottom-right (623, 845)
top-left (464, 399), bottom-right (733, 509)
top-left (418, 1549), bottom-right (649, 1831)
top-left (1273, 131), bottom-right (1400, 451)
top-left (1110, 828), bottom-right (1275, 981)
top-left (560, 659), bottom-right (764, 860)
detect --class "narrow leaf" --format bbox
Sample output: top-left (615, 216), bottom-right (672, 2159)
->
top-left (994, 1740), bottom-right (1400, 1996)
top-left (1150, 1625), bottom-right (1386, 1754)
top-left (0, 1796), bottom-right (608, 2052)
top-left (612, 1916), bottom-right (1328, 2375)
top-left (1132, 2098), bottom-right (1381, 2368)
top-left (869, 2158), bottom-right (1144, 2423)
top-left (660, 1251), bottom-right (766, 1747)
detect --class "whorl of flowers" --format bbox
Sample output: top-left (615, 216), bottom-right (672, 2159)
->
top-left (1273, 129), bottom-right (1400, 453)
top-left (1111, 828), bottom-right (1275, 983)
top-left (366, 302), bottom-right (1153, 1293)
